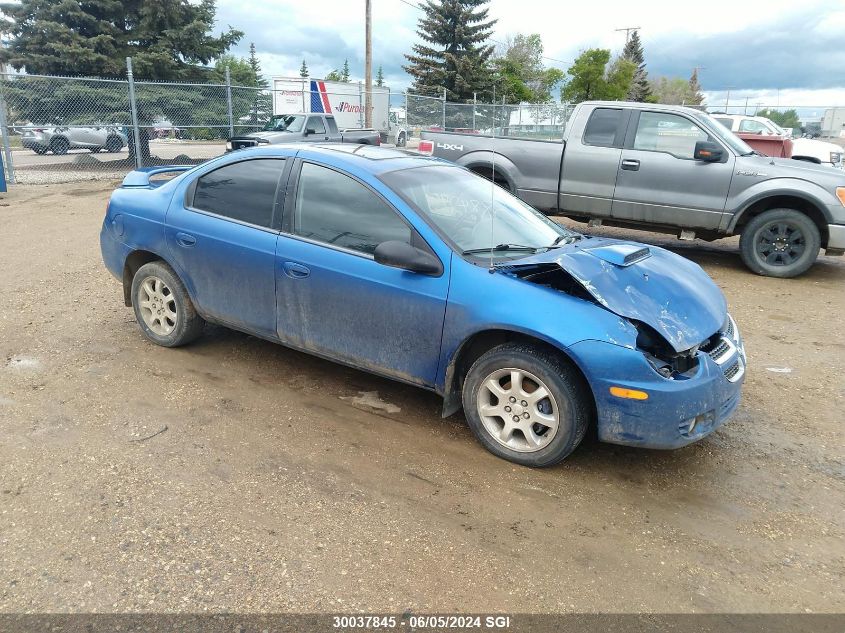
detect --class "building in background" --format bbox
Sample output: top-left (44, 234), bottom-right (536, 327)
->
top-left (822, 107), bottom-right (845, 138)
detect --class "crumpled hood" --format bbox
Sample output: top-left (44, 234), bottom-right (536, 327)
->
top-left (509, 237), bottom-right (726, 352)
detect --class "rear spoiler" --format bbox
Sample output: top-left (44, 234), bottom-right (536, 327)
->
top-left (121, 165), bottom-right (194, 188)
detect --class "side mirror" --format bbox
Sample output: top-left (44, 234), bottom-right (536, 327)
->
top-left (694, 140), bottom-right (724, 162)
top-left (304, 127), bottom-right (316, 136)
top-left (374, 241), bottom-right (442, 276)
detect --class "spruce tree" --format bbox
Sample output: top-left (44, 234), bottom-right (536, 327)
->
top-left (688, 68), bottom-right (705, 106)
top-left (621, 30), bottom-right (650, 102)
top-left (375, 65), bottom-right (385, 87)
top-left (403, 0), bottom-right (496, 101)
top-left (299, 59), bottom-right (309, 78)
top-left (0, 0), bottom-right (242, 80)
top-left (341, 59), bottom-right (351, 82)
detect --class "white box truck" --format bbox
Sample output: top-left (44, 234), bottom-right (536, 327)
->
top-left (271, 77), bottom-right (410, 147)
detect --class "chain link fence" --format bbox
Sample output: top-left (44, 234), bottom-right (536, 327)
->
top-left (10, 62), bottom-right (835, 185)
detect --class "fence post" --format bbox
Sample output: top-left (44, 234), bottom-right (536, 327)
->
top-left (126, 57), bottom-right (143, 169)
top-left (404, 91), bottom-right (409, 129)
top-left (0, 78), bottom-right (15, 185)
top-left (225, 67), bottom-right (234, 137)
top-left (472, 92), bottom-right (476, 131)
top-left (358, 81), bottom-right (364, 128)
top-left (441, 88), bottom-right (447, 129)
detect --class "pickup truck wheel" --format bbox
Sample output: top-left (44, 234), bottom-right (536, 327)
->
top-left (739, 208), bottom-right (820, 278)
top-left (32, 145), bottom-right (48, 155)
top-left (131, 262), bottom-right (204, 347)
top-left (49, 137), bottom-right (69, 155)
top-left (462, 344), bottom-right (589, 467)
top-left (396, 132), bottom-right (406, 147)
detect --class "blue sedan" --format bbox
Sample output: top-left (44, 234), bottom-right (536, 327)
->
top-left (100, 144), bottom-right (746, 467)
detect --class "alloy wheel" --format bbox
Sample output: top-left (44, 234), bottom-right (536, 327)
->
top-left (137, 276), bottom-right (178, 336)
top-left (755, 221), bottom-right (805, 266)
top-left (476, 368), bottom-right (559, 452)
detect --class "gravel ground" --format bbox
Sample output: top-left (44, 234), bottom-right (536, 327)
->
top-left (0, 181), bottom-right (843, 613)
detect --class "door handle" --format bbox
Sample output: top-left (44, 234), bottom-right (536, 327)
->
top-left (282, 261), bottom-right (310, 279)
top-left (621, 159), bottom-right (640, 171)
top-left (176, 232), bottom-right (196, 247)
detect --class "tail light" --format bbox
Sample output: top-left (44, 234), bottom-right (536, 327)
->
top-left (374, 135), bottom-right (381, 146)
top-left (418, 140), bottom-right (434, 155)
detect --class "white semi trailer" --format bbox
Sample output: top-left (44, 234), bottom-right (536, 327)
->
top-left (271, 77), bottom-right (410, 146)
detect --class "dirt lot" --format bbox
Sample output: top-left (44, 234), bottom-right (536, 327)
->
top-left (0, 182), bottom-right (843, 613)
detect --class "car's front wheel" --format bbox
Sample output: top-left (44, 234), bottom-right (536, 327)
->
top-left (739, 208), bottom-right (820, 278)
top-left (131, 261), bottom-right (205, 347)
top-left (462, 344), bottom-right (590, 467)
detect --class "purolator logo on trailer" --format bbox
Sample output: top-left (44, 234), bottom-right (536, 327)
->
top-left (335, 101), bottom-right (365, 114)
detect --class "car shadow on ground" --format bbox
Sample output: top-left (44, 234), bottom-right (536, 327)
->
top-left (187, 324), bottom-right (725, 482)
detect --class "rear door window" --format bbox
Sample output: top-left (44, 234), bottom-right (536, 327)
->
top-left (191, 158), bottom-right (286, 228)
top-left (326, 118), bottom-right (339, 134)
top-left (583, 108), bottom-right (625, 147)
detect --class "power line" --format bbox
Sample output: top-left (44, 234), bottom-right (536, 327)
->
top-left (396, 0), bottom-right (569, 66)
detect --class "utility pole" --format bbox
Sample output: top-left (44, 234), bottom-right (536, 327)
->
top-left (364, 0), bottom-right (373, 128)
top-left (615, 26), bottom-right (641, 43)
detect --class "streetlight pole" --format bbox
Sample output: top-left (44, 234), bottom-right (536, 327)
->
top-left (364, 0), bottom-right (373, 128)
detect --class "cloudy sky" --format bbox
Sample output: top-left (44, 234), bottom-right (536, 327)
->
top-left (214, 0), bottom-right (845, 112)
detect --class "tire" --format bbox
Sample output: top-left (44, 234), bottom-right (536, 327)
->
top-left (396, 132), bottom-right (406, 147)
top-left (49, 136), bottom-right (70, 155)
top-left (131, 261), bottom-right (205, 347)
top-left (105, 135), bottom-right (123, 153)
top-left (32, 145), bottom-right (47, 155)
top-left (462, 343), bottom-right (591, 467)
top-left (739, 208), bottom-right (821, 278)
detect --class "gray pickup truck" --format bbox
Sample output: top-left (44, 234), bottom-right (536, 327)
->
top-left (421, 101), bottom-right (845, 277)
top-left (227, 113), bottom-right (380, 151)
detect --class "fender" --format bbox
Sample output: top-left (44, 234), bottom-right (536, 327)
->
top-left (454, 150), bottom-right (520, 192)
top-left (724, 178), bottom-right (836, 234)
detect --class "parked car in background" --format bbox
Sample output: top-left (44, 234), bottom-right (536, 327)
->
top-left (713, 114), bottom-right (844, 169)
top-left (420, 101), bottom-right (845, 278)
top-left (100, 144), bottom-right (745, 467)
top-left (20, 125), bottom-right (127, 155)
top-left (226, 113), bottom-right (380, 151)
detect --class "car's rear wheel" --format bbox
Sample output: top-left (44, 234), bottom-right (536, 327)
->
top-left (49, 137), bottom-right (70, 155)
top-left (131, 261), bottom-right (204, 347)
top-left (396, 132), bottom-right (406, 147)
top-left (105, 135), bottom-right (123, 153)
top-left (739, 208), bottom-right (820, 278)
top-left (32, 145), bottom-right (47, 155)
top-left (462, 344), bottom-right (590, 467)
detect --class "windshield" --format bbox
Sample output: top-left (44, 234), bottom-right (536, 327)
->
top-left (262, 114), bottom-right (305, 132)
top-left (381, 165), bottom-right (575, 260)
top-left (694, 111), bottom-right (755, 155)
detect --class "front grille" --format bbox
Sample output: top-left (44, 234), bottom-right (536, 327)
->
top-left (708, 338), bottom-right (731, 363)
top-left (724, 317), bottom-right (734, 339)
top-left (724, 359), bottom-right (744, 382)
top-left (229, 138), bottom-right (259, 151)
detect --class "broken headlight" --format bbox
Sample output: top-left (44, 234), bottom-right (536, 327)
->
top-left (633, 321), bottom-right (699, 379)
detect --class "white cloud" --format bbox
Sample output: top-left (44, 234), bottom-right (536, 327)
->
top-left (215, 0), bottom-right (845, 105)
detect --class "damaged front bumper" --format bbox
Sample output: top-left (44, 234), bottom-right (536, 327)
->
top-left (568, 324), bottom-right (746, 449)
